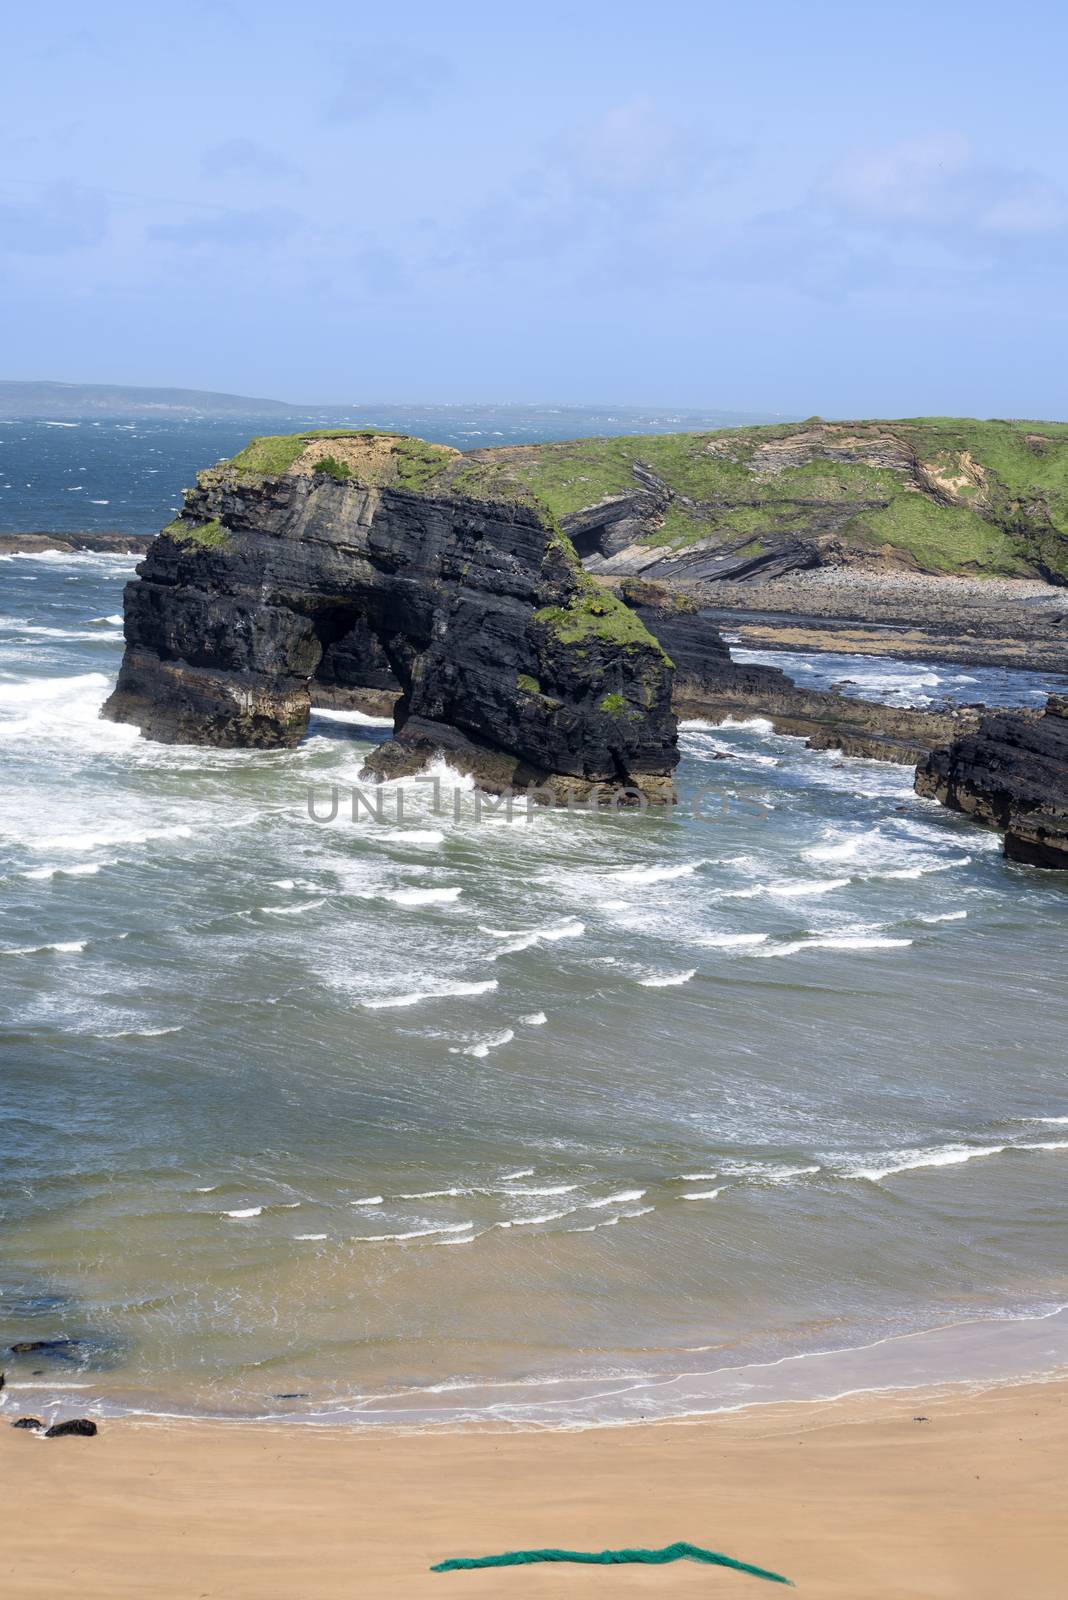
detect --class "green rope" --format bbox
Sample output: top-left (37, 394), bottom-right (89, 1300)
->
top-left (431, 1539), bottom-right (793, 1584)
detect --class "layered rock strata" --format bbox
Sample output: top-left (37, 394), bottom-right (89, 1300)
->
top-left (103, 431), bottom-right (679, 802)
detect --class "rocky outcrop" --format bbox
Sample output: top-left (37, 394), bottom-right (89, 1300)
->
top-left (617, 579), bottom-right (980, 764)
top-left (462, 419), bottom-right (1068, 586)
top-left (0, 532), bottom-right (154, 555)
top-left (916, 695), bottom-right (1068, 868)
top-left (43, 1418), bottom-right (98, 1438)
top-left (103, 431), bottom-right (679, 801)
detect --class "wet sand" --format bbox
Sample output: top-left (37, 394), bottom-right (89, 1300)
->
top-left (2, 1378), bottom-right (1064, 1599)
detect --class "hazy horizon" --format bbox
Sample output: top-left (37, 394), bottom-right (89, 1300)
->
top-left (5, 1), bottom-right (1068, 417)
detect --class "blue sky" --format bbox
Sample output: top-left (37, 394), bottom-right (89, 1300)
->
top-left (3, 0), bottom-right (1067, 415)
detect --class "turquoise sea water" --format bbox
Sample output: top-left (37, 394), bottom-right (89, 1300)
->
top-left (1, 417), bottom-right (1067, 1428)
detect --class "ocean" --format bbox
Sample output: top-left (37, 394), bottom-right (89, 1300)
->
top-left (1, 415), bottom-right (1067, 1428)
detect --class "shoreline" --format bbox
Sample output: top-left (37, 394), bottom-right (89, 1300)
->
top-left (5, 1304), bottom-right (1066, 1433)
top-left (691, 570), bottom-right (1068, 674)
top-left (3, 1375), bottom-right (1064, 1598)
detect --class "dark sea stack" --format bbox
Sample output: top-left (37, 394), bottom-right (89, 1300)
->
top-left (44, 1417), bottom-right (98, 1438)
top-left (916, 695), bottom-right (1068, 868)
top-left (617, 578), bottom-right (979, 765)
top-left (11, 1417), bottom-right (42, 1430)
top-left (103, 431), bottom-right (679, 801)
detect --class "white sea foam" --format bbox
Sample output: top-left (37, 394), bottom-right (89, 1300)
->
top-left (697, 932), bottom-right (767, 948)
top-left (309, 706), bottom-right (393, 727)
top-left (918, 911), bottom-right (968, 923)
top-left (498, 1208), bottom-right (575, 1228)
top-left (750, 935), bottom-right (912, 957)
top-left (96, 1025), bottom-right (182, 1039)
top-left (356, 1221), bottom-right (474, 1242)
top-left (223, 1206), bottom-right (263, 1219)
top-left (382, 887), bottom-right (462, 906)
top-left (587, 1189), bottom-right (645, 1208)
top-left (638, 968), bottom-right (696, 987)
top-left (875, 856), bottom-right (972, 881)
top-left (846, 1145), bottom-right (1006, 1182)
top-left (295, 1234), bottom-right (328, 1241)
top-left (607, 861), bottom-right (704, 885)
top-left (20, 862), bottom-right (104, 880)
top-left (718, 716), bottom-right (774, 732)
top-left (762, 877), bottom-right (851, 898)
top-left (362, 979), bottom-right (498, 1009)
top-left (722, 1161), bottom-right (822, 1184)
top-left (349, 1196), bottom-right (384, 1206)
top-left (500, 1168), bottom-right (535, 1180)
top-left (519, 1012), bottom-right (547, 1026)
top-left (2, 939), bottom-right (86, 956)
top-left (375, 829), bottom-right (445, 846)
top-left (36, 822), bottom-right (192, 853)
top-left (270, 879), bottom-right (296, 891)
top-left (487, 932), bottom-right (540, 956)
top-left (502, 1183), bottom-right (577, 1196)
top-left (396, 1187), bottom-right (471, 1199)
top-left (450, 1028), bottom-right (515, 1057)
top-left (261, 899), bottom-right (326, 916)
top-left (480, 918), bottom-right (582, 940)
top-left (681, 1188), bottom-right (723, 1200)
top-left (0, 669), bottom-right (110, 706)
top-left (804, 835), bottom-right (869, 862)
top-left (678, 1173), bottom-right (718, 1181)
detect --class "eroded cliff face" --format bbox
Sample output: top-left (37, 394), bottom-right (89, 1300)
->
top-left (916, 696), bottom-right (1068, 868)
top-left (103, 431), bottom-right (679, 801)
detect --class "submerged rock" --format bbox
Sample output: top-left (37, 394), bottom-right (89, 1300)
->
top-left (8, 1339), bottom-right (86, 1362)
top-left (916, 695), bottom-right (1068, 868)
top-left (103, 430), bottom-right (678, 802)
top-left (11, 1417), bottom-right (42, 1430)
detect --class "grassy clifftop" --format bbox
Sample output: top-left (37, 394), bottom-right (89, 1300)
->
top-left (218, 419), bottom-right (1068, 583)
top-left (473, 418), bottom-right (1068, 583)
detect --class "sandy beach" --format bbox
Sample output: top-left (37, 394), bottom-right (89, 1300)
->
top-left (2, 1378), bottom-right (1064, 1600)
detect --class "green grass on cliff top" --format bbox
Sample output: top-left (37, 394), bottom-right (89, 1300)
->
top-left (499, 417), bottom-right (1068, 579)
top-left (220, 418), bottom-right (1068, 580)
top-left (226, 429), bottom-right (410, 476)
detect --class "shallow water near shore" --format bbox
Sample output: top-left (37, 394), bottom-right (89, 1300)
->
top-left (2, 419), bottom-right (1068, 1430)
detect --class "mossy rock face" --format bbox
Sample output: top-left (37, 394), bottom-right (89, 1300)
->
top-left (163, 517), bottom-right (231, 551)
top-left (533, 590), bottom-right (667, 654)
